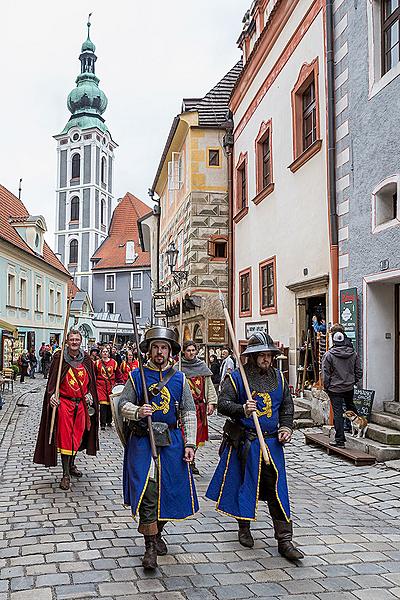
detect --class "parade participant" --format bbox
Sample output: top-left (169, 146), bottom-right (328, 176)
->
top-left (120, 349), bottom-right (139, 384)
top-left (181, 340), bottom-right (217, 475)
top-left (116, 326), bottom-right (198, 571)
top-left (96, 346), bottom-right (122, 430)
top-left (33, 329), bottom-right (99, 490)
top-left (110, 345), bottom-right (123, 367)
top-left (89, 346), bottom-right (99, 362)
top-left (206, 332), bottom-right (303, 561)
top-left (219, 348), bottom-right (235, 391)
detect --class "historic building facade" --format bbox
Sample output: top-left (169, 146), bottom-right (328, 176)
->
top-left (334, 0), bottom-right (400, 409)
top-left (149, 63), bottom-right (242, 357)
top-left (231, 0), bottom-right (333, 385)
top-left (0, 184), bottom-right (70, 368)
top-left (54, 20), bottom-right (117, 297)
top-left (91, 193), bottom-right (152, 345)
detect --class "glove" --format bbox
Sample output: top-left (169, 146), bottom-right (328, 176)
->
top-left (120, 401), bottom-right (139, 421)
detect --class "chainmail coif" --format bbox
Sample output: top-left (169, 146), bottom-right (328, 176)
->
top-left (244, 361), bottom-right (278, 392)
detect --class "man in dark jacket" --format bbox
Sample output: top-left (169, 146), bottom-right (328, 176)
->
top-left (322, 331), bottom-right (363, 448)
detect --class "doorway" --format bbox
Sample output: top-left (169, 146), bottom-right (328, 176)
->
top-left (395, 284), bottom-right (399, 402)
top-left (296, 294), bottom-right (327, 390)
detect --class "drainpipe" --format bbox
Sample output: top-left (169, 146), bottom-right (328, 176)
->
top-left (223, 115), bottom-right (234, 320)
top-left (326, 0), bottom-right (339, 324)
top-left (149, 190), bottom-right (161, 292)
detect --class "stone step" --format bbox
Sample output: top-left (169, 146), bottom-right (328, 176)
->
top-left (293, 397), bottom-right (313, 411)
top-left (371, 411), bottom-right (400, 432)
top-left (293, 418), bottom-right (315, 430)
top-left (384, 401), bottom-right (400, 416)
top-left (322, 425), bottom-right (400, 462)
top-left (366, 422), bottom-right (400, 445)
top-left (294, 407), bottom-right (311, 420)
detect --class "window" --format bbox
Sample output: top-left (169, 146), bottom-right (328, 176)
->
top-left (372, 176), bottom-right (400, 231)
top-left (69, 239), bottom-right (78, 264)
top-left (126, 241), bottom-right (136, 264)
top-left (7, 273), bottom-right (16, 306)
top-left (177, 230), bottom-right (183, 266)
top-left (49, 288), bottom-right (55, 314)
top-left (382, 1), bottom-right (400, 75)
top-left (239, 268), bottom-right (252, 317)
top-left (101, 157), bottom-right (107, 185)
top-left (70, 196), bottom-right (79, 221)
top-left (255, 120), bottom-right (274, 203)
top-left (35, 282), bottom-right (42, 312)
top-left (105, 302), bottom-right (115, 314)
top-left (235, 153), bottom-right (248, 219)
top-left (208, 236), bottom-right (228, 260)
top-left (105, 273), bottom-right (115, 291)
top-left (259, 257), bottom-right (277, 314)
top-left (56, 291), bottom-right (62, 315)
top-left (131, 272), bottom-right (143, 289)
top-left (133, 301), bottom-right (141, 318)
top-left (20, 278), bottom-right (27, 308)
top-left (208, 148), bottom-right (221, 167)
top-left (71, 154), bottom-right (80, 179)
top-left (168, 152), bottom-right (183, 190)
top-left (290, 59), bottom-right (321, 172)
top-left (101, 199), bottom-right (106, 226)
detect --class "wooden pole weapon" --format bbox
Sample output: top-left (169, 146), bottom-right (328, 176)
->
top-left (112, 319), bottom-right (120, 347)
top-left (129, 290), bottom-right (157, 459)
top-left (218, 290), bottom-right (270, 465)
top-left (48, 292), bottom-right (73, 445)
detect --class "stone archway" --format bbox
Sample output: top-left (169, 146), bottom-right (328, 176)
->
top-left (193, 323), bottom-right (203, 344)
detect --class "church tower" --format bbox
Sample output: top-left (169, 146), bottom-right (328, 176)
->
top-left (54, 17), bottom-right (117, 297)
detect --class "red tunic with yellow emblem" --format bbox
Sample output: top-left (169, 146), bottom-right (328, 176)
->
top-left (120, 360), bottom-right (139, 384)
top-left (57, 363), bottom-right (90, 456)
top-left (95, 358), bottom-right (120, 404)
top-left (187, 375), bottom-right (208, 446)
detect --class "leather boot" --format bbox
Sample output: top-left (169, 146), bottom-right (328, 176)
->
top-left (237, 519), bottom-right (254, 548)
top-left (142, 535), bottom-right (158, 570)
top-left (273, 519), bottom-right (304, 561)
top-left (156, 521), bottom-right (167, 556)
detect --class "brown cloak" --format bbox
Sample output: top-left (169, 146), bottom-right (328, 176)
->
top-left (33, 351), bottom-right (100, 467)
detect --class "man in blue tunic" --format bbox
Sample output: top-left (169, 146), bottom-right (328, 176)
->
top-left (117, 327), bottom-right (198, 570)
top-left (206, 332), bottom-right (303, 561)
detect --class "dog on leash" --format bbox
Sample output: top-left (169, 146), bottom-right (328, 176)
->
top-left (343, 410), bottom-right (368, 438)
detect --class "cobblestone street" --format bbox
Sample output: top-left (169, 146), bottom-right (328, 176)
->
top-left (0, 378), bottom-right (400, 600)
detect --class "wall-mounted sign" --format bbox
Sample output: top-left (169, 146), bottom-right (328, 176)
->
top-left (153, 293), bottom-right (167, 317)
top-left (340, 287), bottom-right (358, 349)
top-left (208, 319), bottom-right (226, 344)
top-left (245, 321), bottom-right (268, 339)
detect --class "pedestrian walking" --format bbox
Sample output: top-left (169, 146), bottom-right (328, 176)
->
top-left (181, 340), bottom-right (217, 475)
top-left (115, 326), bottom-right (198, 571)
top-left (96, 346), bottom-right (122, 430)
top-left (206, 332), bottom-right (304, 561)
top-left (209, 354), bottom-right (221, 389)
top-left (33, 329), bottom-right (99, 490)
top-left (18, 351), bottom-right (30, 383)
top-left (219, 348), bottom-right (235, 391)
top-left (322, 330), bottom-right (363, 448)
top-left (28, 348), bottom-right (37, 379)
top-left (42, 345), bottom-right (52, 379)
top-left (39, 342), bottom-right (46, 373)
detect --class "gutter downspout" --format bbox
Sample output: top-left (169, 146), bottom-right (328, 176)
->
top-left (326, 0), bottom-right (339, 324)
top-left (223, 119), bottom-right (234, 320)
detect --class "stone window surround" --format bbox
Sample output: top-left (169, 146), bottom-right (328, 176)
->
top-left (69, 237), bottom-right (79, 265)
top-left (234, 152), bottom-right (249, 224)
top-left (104, 272), bottom-right (116, 292)
top-left (207, 147), bottom-right (222, 169)
top-left (105, 301), bottom-right (115, 314)
top-left (239, 266), bottom-right (252, 318)
top-left (253, 119), bottom-right (275, 205)
top-left (208, 234), bottom-right (228, 262)
top-left (131, 271), bottom-right (143, 290)
top-left (371, 174), bottom-right (400, 233)
top-left (259, 255), bottom-right (277, 316)
top-left (367, 0), bottom-right (400, 98)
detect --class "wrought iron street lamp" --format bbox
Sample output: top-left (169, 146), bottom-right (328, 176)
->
top-left (165, 241), bottom-right (188, 366)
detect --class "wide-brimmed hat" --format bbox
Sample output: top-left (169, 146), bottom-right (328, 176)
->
top-left (139, 326), bottom-right (181, 355)
top-left (242, 332), bottom-right (280, 356)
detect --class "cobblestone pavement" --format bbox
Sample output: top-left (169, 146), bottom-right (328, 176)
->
top-left (0, 377), bottom-right (400, 600)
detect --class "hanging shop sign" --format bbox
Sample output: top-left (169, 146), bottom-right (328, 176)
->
top-left (245, 321), bottom-right (269, 339)
top-left (153, 292), bottom-right (167, 317)
top-left (208, 319), bottom-right (226, 344)
top-left (339, 287), bottom-right (358, 349)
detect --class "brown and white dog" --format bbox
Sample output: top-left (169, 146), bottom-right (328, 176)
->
top-left (343, 410), bottom-right (368, 438)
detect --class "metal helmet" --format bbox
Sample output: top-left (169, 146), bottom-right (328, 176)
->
top-left (139, 326), bottom-right (181, 356)
top-left (241, 331), bottom-right (280, 356)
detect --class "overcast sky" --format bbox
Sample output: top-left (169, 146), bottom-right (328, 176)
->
top-left (0, 1), bottom-right (248, 248)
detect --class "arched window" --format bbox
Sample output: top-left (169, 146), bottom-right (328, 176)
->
top-left (69, 239), bottom-right (78, 264)
top-left (70, 196), bottom-right (79, 222)
top-left (101, 157), bottom-right (107, 184)
top-left (71, 154), bottom-right (81, 179)
top-left (101, 199), bottom-right (106, 225)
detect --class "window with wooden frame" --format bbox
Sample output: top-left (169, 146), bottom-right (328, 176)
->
top-left (69, 239), bottom-right (78, 264)
top-left (382, 1), bottom-right (400, 75)
top-left (207, 148), bottom-right (221, 168)
top-left (239, 267), bottom-right (252, 317)
top-left (234, 153), bottom-right (248, 222)
top-left (254, 120), bottom-right (274, 204)
top-left (70, 196), bottom-right (79, 222)
top-left (259, 256), bottom-right (277, 315)
top-left (290, 59), bottom-right (322, 173)
top-left (207, 235), bottom-right (228, 260)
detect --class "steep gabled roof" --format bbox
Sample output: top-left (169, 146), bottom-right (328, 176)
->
top-left (0, 184), bottom-right (70, 276)
top-left (91, 192), bottom-right (151, 270)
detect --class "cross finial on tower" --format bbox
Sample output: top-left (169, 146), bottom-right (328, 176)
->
top-left (87, 12), bottom-right (92, 35)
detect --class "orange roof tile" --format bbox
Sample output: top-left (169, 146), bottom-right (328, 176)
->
top-left (91, 192), bottom-right (151, 270)
top-left (68, 279), bottom-right (80, 299)
top-left (0, 184), bottom-right (70, 276)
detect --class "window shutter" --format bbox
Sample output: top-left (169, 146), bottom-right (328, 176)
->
top-left (207, 240), bottom-right (215, 257)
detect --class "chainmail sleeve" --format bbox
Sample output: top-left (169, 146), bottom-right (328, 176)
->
top-left (278, 376), bottom-right (294, 431)
top-left (180, 378), bottom-right (197, 448)
top-left (217, 376), bottom-right (245, 420)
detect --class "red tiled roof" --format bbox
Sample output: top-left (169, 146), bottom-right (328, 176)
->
top-left (0, 184), bottom-right (70, 276)
top-left (68, 280), bottom-right (80, 299)
top-left (91, 192), bottom-right (151, 270)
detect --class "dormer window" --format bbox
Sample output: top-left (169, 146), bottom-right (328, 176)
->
top-left (71, 154), bottom-right (81, 180)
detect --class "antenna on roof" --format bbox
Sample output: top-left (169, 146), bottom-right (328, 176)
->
top-left (18, 178), bottom-right (22, 200)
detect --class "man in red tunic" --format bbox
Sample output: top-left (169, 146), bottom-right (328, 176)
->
top-left (181, 340), bottom-right (218, 475)
top-left (96, 346), bottom-right (123, 430)
top-left (33, 329), bottom-right (99, 490)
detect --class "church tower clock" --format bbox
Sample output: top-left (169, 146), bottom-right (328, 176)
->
top-left (54, 17), bottom-right (117, 297)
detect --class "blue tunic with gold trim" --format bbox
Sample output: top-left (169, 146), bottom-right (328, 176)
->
top-left (206, 368), bottom-right (290, 521)
top-left (123, 367), bottom-right (199, 521)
